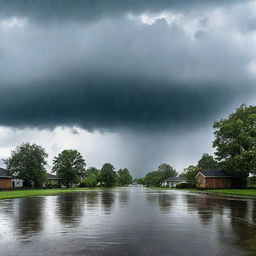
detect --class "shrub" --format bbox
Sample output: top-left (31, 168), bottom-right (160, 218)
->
top-left (176, 183), bottom-right (195, 188)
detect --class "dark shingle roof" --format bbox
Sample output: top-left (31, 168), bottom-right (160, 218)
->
top-left (199, 169), bottom-right (234, 177)
top-left (164, 177), bottom-right (186, 182)
top-left (0, 167), bottom-right (11, 178)
top-left (47, 173), bottom-right (60, 180)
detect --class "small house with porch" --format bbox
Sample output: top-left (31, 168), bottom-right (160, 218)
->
top-left (196, 169), bottom-right (234, 189)
top-left (162, 177), bottom-right (186, 188)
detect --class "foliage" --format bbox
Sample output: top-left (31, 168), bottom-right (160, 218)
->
top-left (176, 182), bottom-right (195, 188)
top-left (142, 163), bottom-right (177, 187)
top-left (134, 178), bottom-right (144, 185)
top-left (82, 167), bottom-right (100, 187)
top-left (98, 163), bottom-right (117, 187)
top-left (197, 153), bottom-right (220, 171)
top-left (52, 149), bottom-right (86, 188)
top-left (3, 142), bottom-right (48, 188)
top-left (181, 154), bottom-right (219, 186)
top-left (213, 104), bottom-right (256, 187)
top-left (180, 165), bottom-right (199, 186)
top-left (117, 168), bottom-right (133, 186)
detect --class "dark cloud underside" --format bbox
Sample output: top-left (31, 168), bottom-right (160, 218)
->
top-left (0, 0), bottom-right (241, 22)
top-left (0, 76), bottom-right (246, 130)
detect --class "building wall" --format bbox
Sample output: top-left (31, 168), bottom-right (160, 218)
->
top-left (197, 174), bottom-right (233, 189)
top-left (196, 173), bottom-right (206, 188)
top-left (205, 177), bottom-right (232, 189)
top-left (0, 178), bottom-right (13, 189)
top-left (13, 179), bottom-right (24, 188)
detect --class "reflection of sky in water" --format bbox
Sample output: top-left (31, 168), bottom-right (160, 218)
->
top-left (0, 188), bottom-right (256, 255)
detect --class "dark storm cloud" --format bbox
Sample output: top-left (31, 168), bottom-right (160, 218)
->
top-left (0, 0), bottom-right (255, 131)
top-left (0, 0), bottom-right (240, 23)
top-left (0, 75), bottom-right (249, 130)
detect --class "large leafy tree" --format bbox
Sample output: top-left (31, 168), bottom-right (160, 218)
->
top-left (52, 149), bottom-right (86, 188)
top-left (158, 163), bottom-right (178, 179)
top-left (83, 167), bottom-right (100, 187)
top-left (180, 165), bottom-right (199, 186)
top-left (197, 153), bottom-right (220, 171)
top-left (213, 104), bottom-right (256, 186)
top-left (142, 164), bottom-right (177, 187)
top-left (99, 163), bottom-right (117, 187)
top-left (3, 142), bottom-right (48, 188)
top-left (117, 168), bottom-right (133, 186)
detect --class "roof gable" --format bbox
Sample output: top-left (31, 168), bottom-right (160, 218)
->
top-left (0, 167), bottom-right (11, 178)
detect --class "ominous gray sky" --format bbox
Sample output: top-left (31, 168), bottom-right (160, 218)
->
top-left (0, 0), bottom-right (256, 177)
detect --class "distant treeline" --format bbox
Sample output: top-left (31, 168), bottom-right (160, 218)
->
top-left (3, 144), bottom-right (132, 188)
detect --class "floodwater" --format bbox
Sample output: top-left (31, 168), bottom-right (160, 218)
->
top-left (0, 188), bottom-right (256, 256)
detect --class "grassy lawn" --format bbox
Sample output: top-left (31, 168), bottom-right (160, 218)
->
top-left (149, 187), bottom-right (256, 197)
top-left (0, 187), bottom-right (104, 200)
top-left (204, 189), bottom-right (256, 197)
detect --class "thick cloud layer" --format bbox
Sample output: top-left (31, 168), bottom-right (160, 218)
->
top-left (0, 0), bottom-right (240, 23)
top-left (0, 2), bottom-right (255, 131)
top-left (0, 0), bottom-right (256, 174)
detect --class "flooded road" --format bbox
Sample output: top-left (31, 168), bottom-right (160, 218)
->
top-left (0, 188), bottom-right (256, 256)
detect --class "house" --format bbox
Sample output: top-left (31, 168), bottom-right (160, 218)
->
top-left (162, 177), bottom-right (186, 188)
top-left (0, 167), bottom-right (13, 189)
top-left (196, 169), bottom-right (234, 189)
top-left (46, 173), bottom-right (61, 187)
top-left (13, 178), bottom-right (24, 188)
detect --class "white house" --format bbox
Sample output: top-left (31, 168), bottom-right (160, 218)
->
top-left (162, 177), bottom-right (186, 188)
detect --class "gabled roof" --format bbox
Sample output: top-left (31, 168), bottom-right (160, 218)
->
top-left (47, 173), bottom-right (60, 180)
top-left (164, 177), bottom-right (186, 182)
top-left (0, 167), bottom-right (11, 178)
top-left (197, 169), bottom-right (234, 178)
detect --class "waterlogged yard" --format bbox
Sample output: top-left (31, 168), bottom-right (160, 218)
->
top-left (1, 187), bottom-right (256, 256)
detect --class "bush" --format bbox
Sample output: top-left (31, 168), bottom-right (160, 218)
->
top-left (176, 183), bottom-right (195, 188)
top-left (79, 182), bottom-right (87, 187)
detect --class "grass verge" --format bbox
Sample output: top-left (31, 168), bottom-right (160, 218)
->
top-left (149, 187), bottom-right (256, 197)
top-left (0, 187), bottom-right (105, 200)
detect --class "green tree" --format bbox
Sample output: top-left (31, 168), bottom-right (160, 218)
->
top-left (83, 167), bottom-right (99, 187)
top-left (142, 163), bottom-right (177, 187)
top-left (213, 104), bottom-right (256, 187)
top-left (3, 142), bottom-right (48, 188)
top-left (52, 149), bottom-right (86, 188)
top-left (99, 163), bottom-right (117, 187)
top-left (158, 163), bottom-right (178, 179)
top-left (180, 165), bottom-right (199, 186)
top-left (117, 168), bottom-right (133, 186)
top-left (197, 153), bottom-right (219, 171)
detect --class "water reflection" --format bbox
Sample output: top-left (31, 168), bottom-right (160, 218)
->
top-left (1, 189), bottom-right (256, 255)
top-left (117, 189), bottom-right (130, 208)
top-left (55, 192), bottom-right (86, 226)
top-left (16, 197), bottom-right (45, 235)
top-left (100, 190), bottom-right (116, 214)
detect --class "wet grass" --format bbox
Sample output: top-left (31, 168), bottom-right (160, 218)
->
top-left (0, 187), bottom-right (105, 200)
top-left (149, 187), bottom-right (256, 197)
top-left (204, 189), bottom-right (256, 197)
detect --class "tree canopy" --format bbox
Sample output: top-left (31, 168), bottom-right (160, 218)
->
top-left (52, 149), bottom-right (86, 188)
top-left (213, 104), bottom-right (256, 186)
top-left (141, 163), bottom-right (177, 187)
top-left (117, 168), bottom-right (133, 186)
top-left (83, 167), bottom-right (100, 187)
top-left (99, 163), bottom-right (117, 187)
top-left (3, 142), bottom-right (48, 188)
top-left (180, 153), bottom-right (219, 186)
